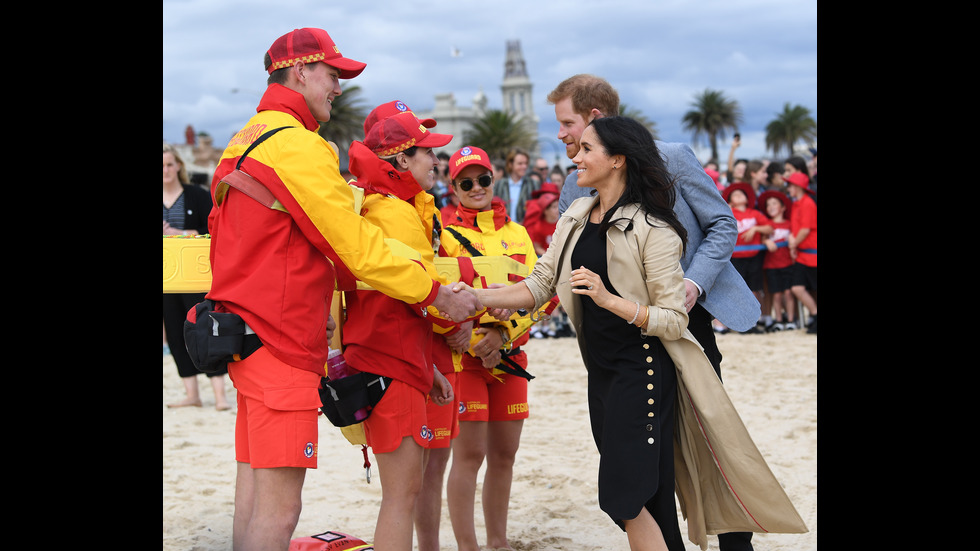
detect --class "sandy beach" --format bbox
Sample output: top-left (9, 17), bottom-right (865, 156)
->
top-left (163, 330), bottom-right (816, 550)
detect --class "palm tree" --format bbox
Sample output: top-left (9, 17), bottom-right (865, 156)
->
top-left (681, 89), bottom-right (743, 162)
top-left (765, 103), bottom-right (817, 159)
top-left (463, 109), bottom-right (537, 162)
top-left (619, 103), bottom-right (659, 141)
top-left (317, 83), bottom-right (369, 154)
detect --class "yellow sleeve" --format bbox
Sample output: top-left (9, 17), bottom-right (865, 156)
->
top-left (277, 137), bottom-right (436, 304)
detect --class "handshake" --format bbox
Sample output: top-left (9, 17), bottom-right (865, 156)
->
top-left (432, 282), bottom-right (515, 323)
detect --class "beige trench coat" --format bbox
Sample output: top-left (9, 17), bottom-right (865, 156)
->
top-left (523, 196), bottom-right (807, 549)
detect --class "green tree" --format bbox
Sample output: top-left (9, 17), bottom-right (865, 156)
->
top-left (681, 89), bottom-right (743, 162)
top-left (463, 109), bottom-right (537, 162)
top-left (619, 103), bottom-right (659, 141)
top-left (765, 103), bottom-right (817, 159)
top-left (316, 83), bottom-right (369, 154)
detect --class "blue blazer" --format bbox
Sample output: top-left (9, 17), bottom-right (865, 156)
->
top-left (558, 141), bottom-right (759, 332)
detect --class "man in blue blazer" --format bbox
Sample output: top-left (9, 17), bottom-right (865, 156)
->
top-left (547, 74), bottom-right (759, 551)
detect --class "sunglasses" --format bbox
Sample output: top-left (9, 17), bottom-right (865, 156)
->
top-left (456, 174), bottom-right (493, 192)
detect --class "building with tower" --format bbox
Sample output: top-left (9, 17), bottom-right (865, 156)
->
top-left (416, 39), bottom-right (540, 159)
top-left (501, 40), bottom-right (539, 142)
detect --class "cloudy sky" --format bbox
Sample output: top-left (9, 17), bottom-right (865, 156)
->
top-left (163, 0), bottom-right (816, 167)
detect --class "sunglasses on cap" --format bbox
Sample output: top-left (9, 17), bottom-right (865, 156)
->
top-left (456, 174), bottom-right (493, 192)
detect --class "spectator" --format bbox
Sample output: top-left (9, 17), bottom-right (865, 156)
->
top-left (766, 161), bottom-right (786, 194)
top-left (162, 143), bottom-right (230, 411)
top-left (745, 159), bottom-right (770, 196)
top-left (523, 182), bottom-right (571, 339)
top-left (531, 156), bottom-right (551, 185)
top-left (807, 148), bottom-right (817, 194)
top-left (725, 134), bottom-right (748, 188)
top-left (440, 188), bottom-right (460, 226)
top-left (758, 190), bottom-right (798, 331)
top-left (549, 165), bottom-right (566, 191)
top-left (492, 147), bottom-right (540, 223)
top-left (785, 172), bottom-right (818, 334)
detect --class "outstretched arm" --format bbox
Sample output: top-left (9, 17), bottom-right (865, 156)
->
top-left (454, 280), bottom-right (536, 312)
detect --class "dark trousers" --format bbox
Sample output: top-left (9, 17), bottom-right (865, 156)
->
top-left (686, 304), bottom-right (754, 551)
top-left (163, 292), bottom-right (226, 378)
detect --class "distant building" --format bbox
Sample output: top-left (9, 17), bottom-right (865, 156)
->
top-left (501, 40), bottom-right (538, 141)
top-left (419, 90), bottom-right (489, 155)
top-left (416, 39), bottom-right (540, 159)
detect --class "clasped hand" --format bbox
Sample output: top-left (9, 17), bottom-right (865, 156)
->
top-left (450, 282), bottom-right (513, 321)
top-left (569, 266), bottom-right (611, 308)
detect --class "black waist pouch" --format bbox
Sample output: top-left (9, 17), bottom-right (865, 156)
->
top-left (318, 372), bottom-right (393, 427)
top-left (183, 299), bottom-right (262, 374)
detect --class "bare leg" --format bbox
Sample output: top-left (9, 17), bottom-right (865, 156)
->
top-left (791, 285), bottom-right (817, 316)
top-left (233, 462), bottom-right (306, 551)
top-left (169, 376), bottom-right (203, 407)
top-left (623, 506), bottom-right (669, 551)
top-left (373, 436), bottom-right (426, 551)
top-left (415, 446), bottom-right (452, 551)
top-left (447, 421), bottom-right (488, 551)
top-left (483, 420), bottom-right (523, 550)
top-left (784, 290), bottom-right (797, 321)
top-left (210, 374), bottom-right (232, 410)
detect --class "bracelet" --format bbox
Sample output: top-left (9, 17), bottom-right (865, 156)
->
top-left (635, 306), bottom-right (650, 328)
top-left (628, 301), bottom-right (640, 324)
top-left (497, 326), bottom-right (511, 351)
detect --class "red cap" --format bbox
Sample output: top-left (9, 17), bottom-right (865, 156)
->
top-left (531, 182), bottom-right (561, 209)
top-left (784, 172), bottom-right (810, 189)
top-left (758, 190), bottom-right (792, 217)
top-left (449, 146), bottom-right (492, 180)
top-left (363, 101), bottom-right (436, 136)
top-left (265, 28), bottom-right (366, 78)
top-left (363, 111), bottom-right (452, 156)
top-left (532, 182), bottom-right (561, 199)
top-left (722, 182), bottom-right (756, 207)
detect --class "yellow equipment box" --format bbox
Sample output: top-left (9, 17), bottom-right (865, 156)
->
top-left (163, 236), bottom-right (426, 294)
top-left (163, 236), bottom-right (212, 293)
top-left (432, 256), bottom-right (529, 288)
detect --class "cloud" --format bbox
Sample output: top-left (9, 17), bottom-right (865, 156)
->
top-left (163, 0), bottom-right (816, 163)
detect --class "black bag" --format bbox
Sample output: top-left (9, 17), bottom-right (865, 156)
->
top-left (318, 372), bottom-right (393, 427)
top-left (183, 299), bottom-right (262, 374)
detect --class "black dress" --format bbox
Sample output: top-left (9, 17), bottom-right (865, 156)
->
top-left (570, 220), bottom-right (684, 551)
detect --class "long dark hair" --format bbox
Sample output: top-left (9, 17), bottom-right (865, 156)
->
top-left (590, 116), bottom-right (687, 252)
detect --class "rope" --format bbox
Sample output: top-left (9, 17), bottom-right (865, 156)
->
top-left (733, 242), bottom-right (816, 255)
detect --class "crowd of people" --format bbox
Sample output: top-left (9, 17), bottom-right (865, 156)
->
top-left (706, 136), bottom-right (818, 335)
top-left (163, 26), bottom-right (812, 551)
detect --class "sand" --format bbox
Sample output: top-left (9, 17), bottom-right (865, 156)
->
top-left (163, 330), bottom-right (816, 550)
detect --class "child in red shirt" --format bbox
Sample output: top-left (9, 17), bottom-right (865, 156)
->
top-left (785, 172), bottom-right (818, 334)
top-left (522, 182), bottom-right (560, 256)
top-left (521, 183), bottom-right (570, 338)
top-left (759, 190), bottom-right (797, 331)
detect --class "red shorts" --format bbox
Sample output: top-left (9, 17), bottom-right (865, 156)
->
top-left (425, 371), bottom-right (460, 448)
top-left (228, 346), bottom-right (322, 469)
top-left (457, 367), bottom-right (529, 422)
top-left (362, 379), bottom-right (433, 454)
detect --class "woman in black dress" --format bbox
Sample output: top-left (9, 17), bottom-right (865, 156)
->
top-left (458, 116), bottom-right (689, 551)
